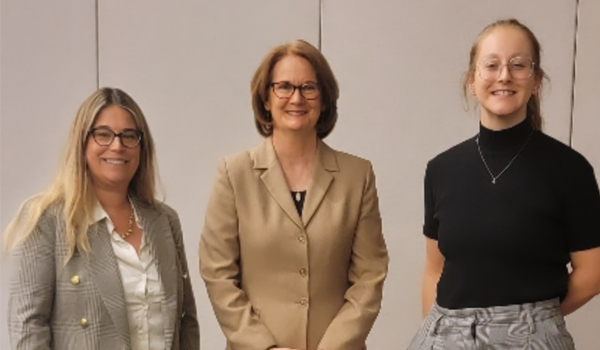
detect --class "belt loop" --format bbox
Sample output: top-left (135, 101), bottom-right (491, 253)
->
top-left (421, 313), bottom-right (444, 349)
top-left (429, 313), bottom-right (443, 336)
top-left (526, 309), bottom-right (536, 334)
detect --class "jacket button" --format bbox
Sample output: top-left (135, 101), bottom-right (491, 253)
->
top-left (183, 272), bottom-right (189, 279)
top-left (299, 297), bottom-right (308, 307)
top-left (71, 275), bottom-right (80, 285)
top-left (80, 318), bottom-right (89, 328)
top-left (297, 235), bottom-right (306, 243)
top-left (299, 268), bottom-right (307, 276)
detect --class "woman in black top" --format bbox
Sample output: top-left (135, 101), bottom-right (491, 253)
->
top-left (408, 19), bottom-right (600, 350)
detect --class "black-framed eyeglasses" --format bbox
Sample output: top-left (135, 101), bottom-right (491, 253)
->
top-left (88, 127), bottom-right (142, 148)
top-left (270, 81), bottom-right (321, 100)
top-left (477, 56), bottom-right (535, 82)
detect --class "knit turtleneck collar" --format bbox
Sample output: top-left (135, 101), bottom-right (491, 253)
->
top-left (478, 118), bottom-right (534, 153)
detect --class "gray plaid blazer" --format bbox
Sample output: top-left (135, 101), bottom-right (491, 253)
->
top-left (8, 198), bottom-right (199, 350)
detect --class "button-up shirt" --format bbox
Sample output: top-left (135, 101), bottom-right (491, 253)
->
top-left (93, 203), bottom-right (166, 350)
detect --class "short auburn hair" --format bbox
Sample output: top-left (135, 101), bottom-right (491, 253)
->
top-left (251, 40), bottom-right (339, 139)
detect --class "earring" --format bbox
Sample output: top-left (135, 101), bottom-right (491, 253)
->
top-left (266, 111), bottom-right (272, 121)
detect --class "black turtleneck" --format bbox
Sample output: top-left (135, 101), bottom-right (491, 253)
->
top-left (424, 118), bottom-right (600, 309)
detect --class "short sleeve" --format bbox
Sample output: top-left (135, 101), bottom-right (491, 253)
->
top-left (565, 159), bottom-right (600, 252)
top-left (423, 162), bottom-right (439, 239)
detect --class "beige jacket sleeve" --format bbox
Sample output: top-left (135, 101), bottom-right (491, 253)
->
top-left (317, 163), bottom-right (389, 350)
top-left (199, 159), bottom-right (278, 350)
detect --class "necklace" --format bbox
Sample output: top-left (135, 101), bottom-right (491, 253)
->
top-left (475, 131), bottom-right (534, 184)
top-left (119, 206), bottom-right (135, 239)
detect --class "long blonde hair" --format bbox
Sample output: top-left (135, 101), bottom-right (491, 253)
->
top-left (4, 87), bottom-right (159, 258)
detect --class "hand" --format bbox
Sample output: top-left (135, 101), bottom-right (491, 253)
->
top-left (270, 348), bottom-right (303, 350)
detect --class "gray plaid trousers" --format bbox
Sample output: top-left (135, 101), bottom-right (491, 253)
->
top-left (407, 299), bottom-right (575, 350)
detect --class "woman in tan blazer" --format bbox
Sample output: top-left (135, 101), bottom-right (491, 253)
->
top-left (200, 40), bottom-right (388, 350)
top-left (5, 88), bottom-right (199, 350)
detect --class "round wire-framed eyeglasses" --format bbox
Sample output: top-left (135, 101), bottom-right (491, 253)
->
top-left (477, 57), bottom-right (535, 82)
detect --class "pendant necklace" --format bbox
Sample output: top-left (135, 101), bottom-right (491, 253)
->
top-left (475, 130), bottom-right (534, 184)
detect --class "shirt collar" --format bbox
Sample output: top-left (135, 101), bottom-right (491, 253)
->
top-left (92, 199), bottom-right (142, 241)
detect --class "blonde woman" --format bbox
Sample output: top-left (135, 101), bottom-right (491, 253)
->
top-left (6, 88), bottom-right (199, 350)
top-left (409, 19), bottom-right (600, 350)
top-left (200, 40), bottom-right (388, 350)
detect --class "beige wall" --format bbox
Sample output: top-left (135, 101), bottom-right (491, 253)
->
top-left (569, 1), bottom-right (600, 348)
top-left (1, 0), bottom-right (97, 347)
top-left (1, 1), bottom-right (598, 348)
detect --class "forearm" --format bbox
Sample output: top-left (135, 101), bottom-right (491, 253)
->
top-left (560, 268), bottom-right (600, 316)
top-left (421, 238), bottom-right (443, 318)
top-left (200, 242), bottom-right (277, 350)
top-left (421, 271), bottom-right (439, 317)
top-left (180, 278), bottom-right (200, 350)
top-left (316, 256), bottom-right (388, 350)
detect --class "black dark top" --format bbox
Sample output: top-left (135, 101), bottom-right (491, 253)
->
top-left (291, 190), bottom-right (307, 216)
top-left (424, 119), bottom-right (600, 309)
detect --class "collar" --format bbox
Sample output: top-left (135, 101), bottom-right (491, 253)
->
top-left (478, 117), bottom-right (534, 153)
top-left (252, 137), bottom-right (339, 172)
top-left (92, 199), bottom-right (141, 241)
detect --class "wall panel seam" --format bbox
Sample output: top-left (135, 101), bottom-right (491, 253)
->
top-left (95, 0), bottom-right (100, 89)
top-left (318, 0), bottom-right (323, 50)
top-left (568, 0), bottom-right (580, 147)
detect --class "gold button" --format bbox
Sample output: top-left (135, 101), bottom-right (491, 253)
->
top-left (80, 318), bottom-right (89, 328)
top-left (299, 297), bottom-right (308, 306)
top-left (299, 268), bottom-right (307, 276)
top-left (297, 235), bottom-right (306, 243)
top-left (71, 275), bottom-right (80, 285)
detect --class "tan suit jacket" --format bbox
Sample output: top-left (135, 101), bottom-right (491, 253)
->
top-left (200, 138), bottom-right (388, 350)
top-left (8, 198), bottom-right (199, 350)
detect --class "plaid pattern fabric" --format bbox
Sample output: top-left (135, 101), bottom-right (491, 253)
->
top-left (408, 299), bottom-right (575, 350)
top-left (8, 200), bottom-right (199, 350)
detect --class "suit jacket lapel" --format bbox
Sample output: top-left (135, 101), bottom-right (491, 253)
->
top-left (86, 222), bottom-right (131, 348)
top-left (254, 138), bottom-right (337, 228)
top-left (132, 198), bottom-right (178, 350)
top-left (303, 140), bottom-right (336, 226)
top-left (255, 138), bottom-right (304, 229)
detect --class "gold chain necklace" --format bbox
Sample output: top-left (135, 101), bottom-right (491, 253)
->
top-left (475, 130), bottom-right (534, 184)
top-left (119, 206), bottom-right (135, 239)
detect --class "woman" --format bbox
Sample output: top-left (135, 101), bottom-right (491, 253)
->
top-left (199, 40), bottom-right (389, 350)
top-left (6, 88), bottom-right (199, 350)
top-left (409, 19), bottom-right (600, 350)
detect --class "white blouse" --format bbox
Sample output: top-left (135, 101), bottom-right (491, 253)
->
top-left (93, 203), bottom-right (166, 350)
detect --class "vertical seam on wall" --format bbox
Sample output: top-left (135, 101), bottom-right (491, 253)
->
top-left (95, 0), bottom-right (100, 89)
top-left (568, 0), bottom-right (580, 147)
top-left (318, 0), bottom-right (322, 50)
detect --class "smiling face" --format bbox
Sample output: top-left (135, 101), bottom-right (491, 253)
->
top-left (264, 54), bottom-right (322, 137)
top-left (85, 105), bottom-right (141, 192)
top-left (470, 25), bottom-right (541, 130)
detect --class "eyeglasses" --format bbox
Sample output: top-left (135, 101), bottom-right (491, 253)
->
top-left (270, 82), bottom-right (320, 100)
top-left (88, 127), bottom-right (142, 148)
top-left (477, 56), bottom-right (535, 82)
